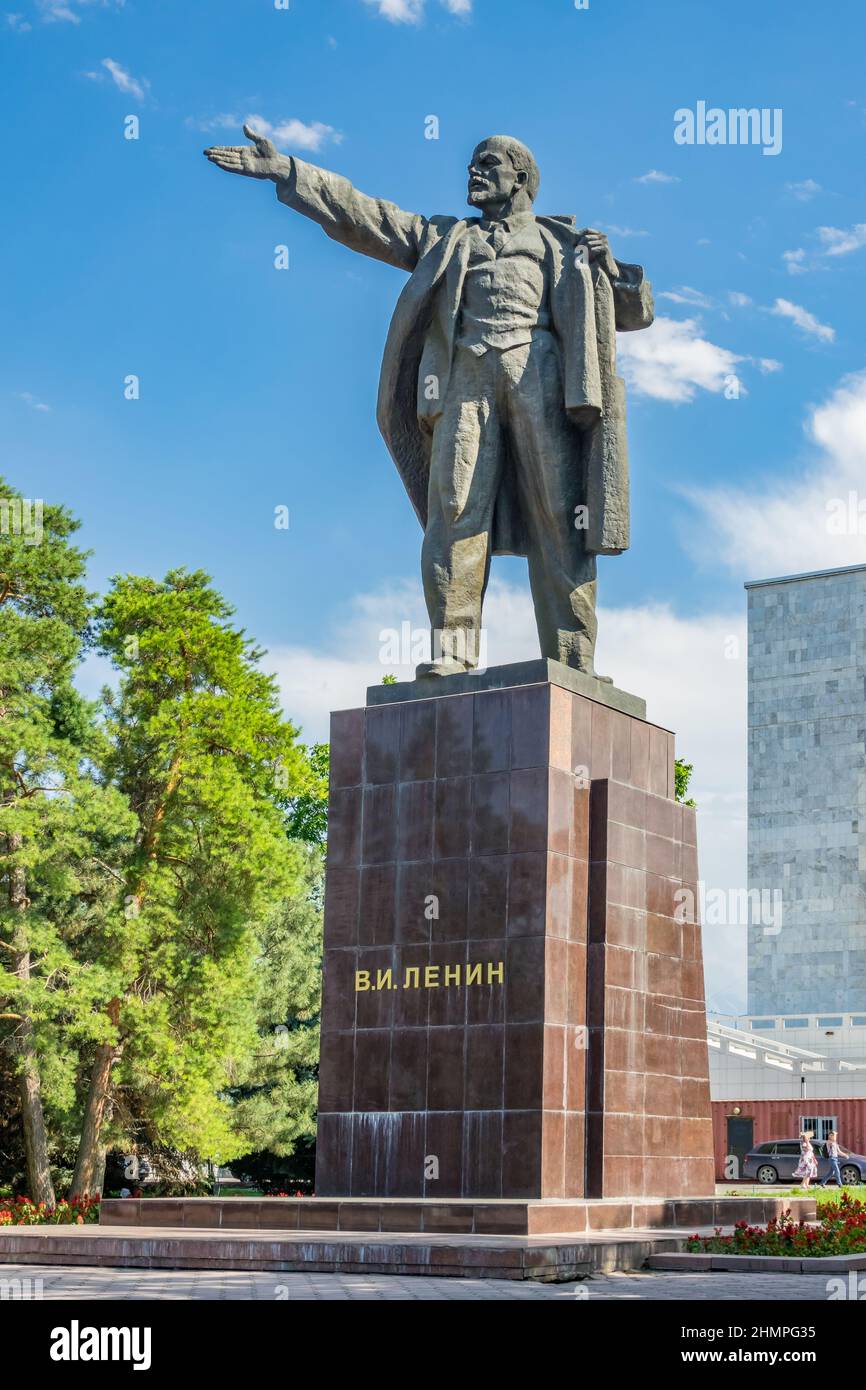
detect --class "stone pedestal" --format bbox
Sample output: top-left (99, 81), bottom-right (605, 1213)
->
top-left (316, 662), bottom-right (715, 1201)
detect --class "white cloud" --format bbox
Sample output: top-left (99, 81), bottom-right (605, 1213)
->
top-left (782, 224), bottom-right (866, 274)
top-left (785, 179), bottom-right (821, 201)
top-left (811, 370), bottom-right (866, 462)
top-left (684, 368), bottom-right (866, 579)
top-left (817, 223), bottom-right (866, 256)
top-left (769, 297), bottom-right (835, 342)
top-left (18, 391), bottom-right (51, 412)
top-left (616, 316), bottom-right (744, 403)
top-left (7, 12), bottom-right (32, 30)
top-left (244, 114), bottom-right (342, 153)
top-left (191, 113), bottom-right (341, 154)
top-left (102, 57), bottom-right (147, 100)
top-left (757, 357), bottom-right (783, 374)
top-left (728, 291), bottom-right (752, 308)
top-left (38, 0), bottom-right (124, 22)
top-left (363, 0), bottom-right (424, 18)
top-left (657, 286), bottom-right (714, 309)
top-left (264, 575), bottom-right (748, 1009)
top-left (85, 58), bottom-right (149, 102)
top-left (782, 247), bottom-right (808, 275)
top-left (189, 113), bottom-right (239, 133)
top-left (362, 0), bottom-right (470, 21)
top-left (634, 169), bottom-right (680, 185)
top-left (603, 225), bottom-right (649, 238)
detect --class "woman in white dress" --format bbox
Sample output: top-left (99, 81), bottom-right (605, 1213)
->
top-left (793, 1131), bottom-right (818, 1188)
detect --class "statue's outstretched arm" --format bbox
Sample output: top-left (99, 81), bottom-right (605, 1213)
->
top-left (205, 126), bottom-right (426, 273)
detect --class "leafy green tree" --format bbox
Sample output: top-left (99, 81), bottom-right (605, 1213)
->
top-left (675, 758), bottom-right (697, 807)
top-left (284, 743), bottom-right (329, 847)
top-left (0, 1046), bottom-right (27, 1192)
top-left (70, 569), bottom-right (310, 1196)
top-left (0, 478), bottom-right (132, 1205)
top-left (3, 481), bottom-right (325, 1199)
top-left (225, 741), bottom-right (326, 1180)
top-left (228, 842), bottom-right (322, 1161)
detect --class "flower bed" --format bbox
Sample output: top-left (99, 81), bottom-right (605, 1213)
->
top-left (0, 1195), bottom-right (100, 1226)
top-left (686, 1191), bottom-right (866, 1258)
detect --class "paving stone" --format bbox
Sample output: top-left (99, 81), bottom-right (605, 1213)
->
top-left (0, 1262), bottom-right (841, 1301)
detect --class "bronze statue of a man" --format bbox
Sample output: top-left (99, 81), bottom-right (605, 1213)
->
top-left (205, 128), bottom-right (653, 678)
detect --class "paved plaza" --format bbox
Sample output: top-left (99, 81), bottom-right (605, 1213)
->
top-left (0, 1263), bottom-right (839, 1301)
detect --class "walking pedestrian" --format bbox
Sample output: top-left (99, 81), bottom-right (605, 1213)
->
top-left (821, 1131), bottom-right (849, 1187)
top-left (793, 1130), bottom-right (818, 1189)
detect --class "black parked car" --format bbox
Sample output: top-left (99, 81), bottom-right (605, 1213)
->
top-left (743, 1139), bottom-right (865, 1185)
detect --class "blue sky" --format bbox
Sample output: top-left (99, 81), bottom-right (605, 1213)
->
top-left (3, 0), bottom-right (866, 1009)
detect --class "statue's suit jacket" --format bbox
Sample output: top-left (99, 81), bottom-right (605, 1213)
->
top-left (277, 158), bottom-right (654, 556)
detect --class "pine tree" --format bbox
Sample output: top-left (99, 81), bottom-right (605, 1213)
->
top-left (70, 570), bottom-right (310, 1195)
top-left (0, 477), bottom-right (132, 1204)
top-left (228, 840), bottom-right (323, 1166)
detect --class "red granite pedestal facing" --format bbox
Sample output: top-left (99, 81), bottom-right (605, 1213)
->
top-left (316, 672), bottom-right (715, 1201)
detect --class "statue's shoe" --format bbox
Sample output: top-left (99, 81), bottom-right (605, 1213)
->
top-left (558, 660), bottom-right (614, 685)
top-left (415, 658), bottom-right (473, 679)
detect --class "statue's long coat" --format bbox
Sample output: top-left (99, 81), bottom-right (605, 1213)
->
top-left (278, 158), bottom-right (654, 556)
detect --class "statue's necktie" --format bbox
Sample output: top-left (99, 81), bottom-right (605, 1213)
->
top-left (483, 221), bottom-right (511, 254)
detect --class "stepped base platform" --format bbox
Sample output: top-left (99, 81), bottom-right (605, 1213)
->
top-left (0, 1197), bottom-right (817, 1281)
top-left (0, 1223), bottom-right (711, 1281)
top-left (99, 1194), bottom-right (815, 1236)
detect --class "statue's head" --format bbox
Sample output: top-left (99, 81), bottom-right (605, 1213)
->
top-left (467, 136), bottom-right (540, 214)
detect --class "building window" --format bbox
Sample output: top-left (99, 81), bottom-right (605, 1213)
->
top-left (784, 1018), bottom-right (809, 1028)
top-left (852, 1017), bottom-right (866, 1027)
top-left (749, 1019), bottom-right (776, 1029)
top-left (800, 1115), bottom-right (838, 1141)
top-left (817, 1016), bottom-right (843, 1028)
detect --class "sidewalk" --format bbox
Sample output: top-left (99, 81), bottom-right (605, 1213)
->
top-left (0, 1263), bottom-right (839, 1301)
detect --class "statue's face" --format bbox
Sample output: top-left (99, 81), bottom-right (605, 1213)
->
top-left (467, 141), bottom-right (523, 211)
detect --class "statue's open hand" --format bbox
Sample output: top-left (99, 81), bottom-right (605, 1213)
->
top-left (204, 124), bottom-right (287, 180)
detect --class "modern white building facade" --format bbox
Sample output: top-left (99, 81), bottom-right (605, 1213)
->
top-left (709, 1016), bottom-right (866, 1102)
top-left (746, 564), bottom-right (866, 1016)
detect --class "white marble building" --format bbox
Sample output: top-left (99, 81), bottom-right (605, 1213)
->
top-left (746, 564), bottom-right (866, 1015)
